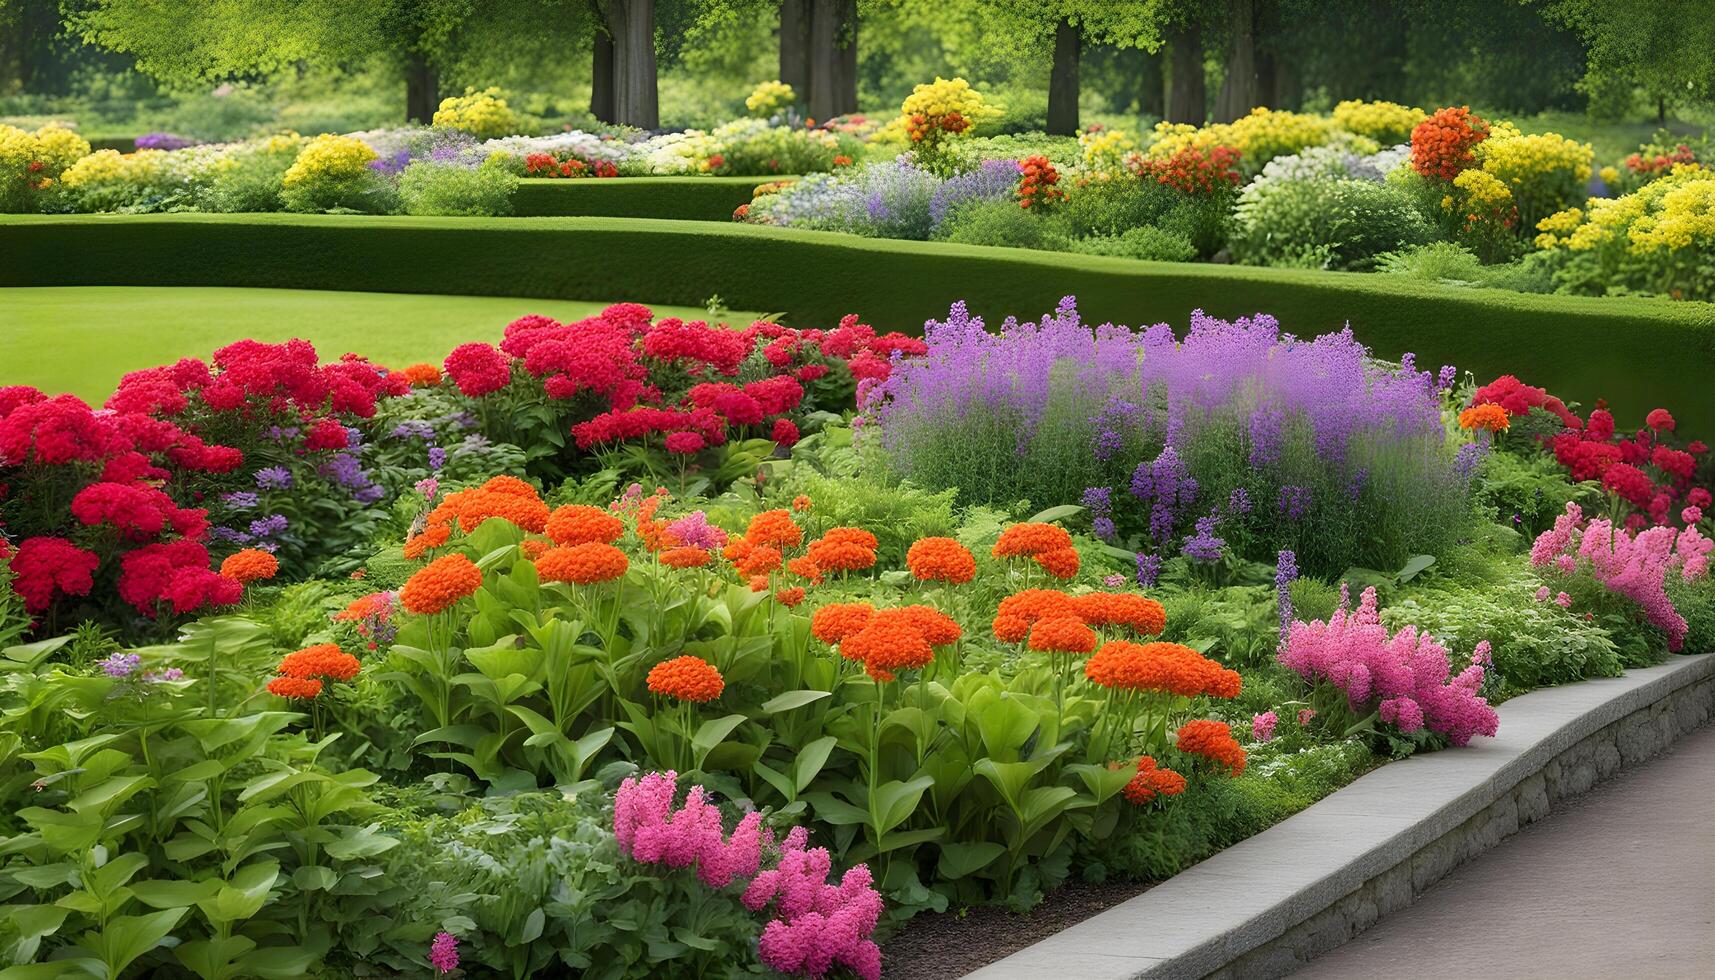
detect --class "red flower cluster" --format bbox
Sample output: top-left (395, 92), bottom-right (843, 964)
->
top-left (1471, 375), bottom-right (1579, 428)
top-left (1017, 156), bottom-right (1064, 209)
top-left (1130, 145), bottom-right (1243, 195)
top-left (1624, 145), bottom-right (1695, 176)
top-left (1410, 106), bottom-right (1488, 182)
top-left (522, 152), bottom-right (620, 179)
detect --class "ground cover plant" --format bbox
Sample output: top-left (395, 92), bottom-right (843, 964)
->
top-left (2, 297), bottom-right (1710, 977)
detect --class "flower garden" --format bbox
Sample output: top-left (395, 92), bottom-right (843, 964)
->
top-left (3, 4), bottom-right (1715, 978)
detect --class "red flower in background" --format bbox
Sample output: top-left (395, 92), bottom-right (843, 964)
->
top-left (1411, 106), bottom-right (1488, 181)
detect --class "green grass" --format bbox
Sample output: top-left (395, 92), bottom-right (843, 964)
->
top-left (2, 212), bottom-right (1712, 431)
top-left (0, 286), bottom-right (750, 402)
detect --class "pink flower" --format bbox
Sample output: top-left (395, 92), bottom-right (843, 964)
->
top-left (1555, 592), bottom-right (1572, 608)
top-left (1534, 586), bottom-right (1550, 602)
top-left (429, 932), bottom-right (458, 974)
top-left (1646, 408), bottom-right (1675, 432)
top-left (1297, 708), bottom-right (1317, 727)
top-left (665, 431), bottom-right (705, 454)
top-left (1251, 710), bottom-right (1278, 742)
top-left (1683, 506), bottom-right (1704, 525)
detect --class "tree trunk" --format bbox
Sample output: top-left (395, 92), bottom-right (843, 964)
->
top-left (1165, 21), bottom-right (1205, 125)
top-left (591, 23), bottom-right (615, 123)
top-left (1046, 18), bottom-right (1080, 135)
top-left (1213, 0), bottom-right (1257, 123)
top-left (807, 0), bottom-right (857, 120)
top-left (602, 0), bottom-right (658, 129)
top-left (1139, 46), bottom-right (1165, 119)
top-left (405, 52), bottom-right (439, 124)
top-left (778, 0), bottom-right (810, 99)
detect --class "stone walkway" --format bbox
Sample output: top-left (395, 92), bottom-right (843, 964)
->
top-left (1295, 721), bottom-right (1715, 980)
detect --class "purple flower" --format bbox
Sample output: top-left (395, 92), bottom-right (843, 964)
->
top-left (209, 525), bottom-right (253, 544)
top-left (1275, 549), bottom-right (1298, 641)
top-left (1093, 516), bottom-right (1117, 540)
top-left (221, 491), bottom-right (259, 510)
top-left (1437, 364), bottom-right (1458, 393)
top-left (1454, 441), bottom-right (1488, 482)
top-left (428, 932), bottom-right (459, 974)
top-left (1278, 485), bottom-right (1311, 521)
top-left (264, 425), bottom-right (300, 442)
top-left (1135, 552), bottom-right (1161, 588)
top-left (428, 446), bottom-right (447, 470)
top-left (1347, 468), bottom-right (1368, 502)
top-left (249, 514), bottom-right (289, 538)
top-left (145, 667), bottom-right (184, 683)
top-left (1131, 447), bottom-right (1198, 544)
top-left (100, 653), bottom-right (141, 678)
top-left (1082, 486), bottom-right (1113, 516)
top-left (1182, 513), bottom-right (1225, 563)
top-left (1248, 406), bottom-right (1285, 467)
top-left (255, 467), bottom-right (293, 490)
top-left (1227, 487), bottom-right (1252, 514)
top-left (391, 420), bottom-right (436, 440)
top-left (416, 477), bottom-right (440, 500)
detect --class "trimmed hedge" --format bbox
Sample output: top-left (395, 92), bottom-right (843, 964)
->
top-left (512, 176), bottom-right (784, 220)
top-left (3, 212), bottom-right (1712, 431)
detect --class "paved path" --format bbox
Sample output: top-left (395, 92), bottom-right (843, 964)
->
top-left (1296, 722), bottom-right (1715, 980)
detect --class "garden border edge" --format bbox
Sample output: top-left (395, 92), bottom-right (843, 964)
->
top-left (965, 653), bottom-right (1715, 980)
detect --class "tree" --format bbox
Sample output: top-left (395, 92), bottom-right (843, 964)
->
top-left (598, 0), bottom-right (659, 127)
top-left (1211, 0), bottom-right (1257, 122)
top-left (1538, 0), bottom-right (1715, 121)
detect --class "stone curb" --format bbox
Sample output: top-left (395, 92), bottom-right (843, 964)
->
top-left (965, 654), bottom-right (1715, 980)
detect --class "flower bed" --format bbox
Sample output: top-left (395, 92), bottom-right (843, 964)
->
top-left (1, 295), bottom-right (1710, 975)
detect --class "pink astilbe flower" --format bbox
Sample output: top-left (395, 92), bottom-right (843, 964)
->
top-left (614, 771), bottom-right (766, 889)
top-left (1533, 508), bottom-right (1700, 650)
top-left (1279, 587), bottom-right (1499, 746)
top-left (1251, 710), bottom-right (1278, 742)
top-left (428, 932), bottom-right (459, 974)
top-left (744, 829), bottom-right (883, 980)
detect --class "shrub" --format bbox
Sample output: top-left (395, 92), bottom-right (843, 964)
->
top-left (280, 133), bottom-right (394, 213)
top-left (2, 123), bottom-right (88, 212)
top-left (1533, 164), bottom-right (1715, 301)
top-left (934, 196), bottom-right (1066, 250)
top-left (397, 159), bottom-right (518, 216)
top-left (1066, 225), bottom-right (1198, 263)
top-left (1145, 108), bottom-right (1335, 175)
top-left (1479, 132), bottom-right (1592, 231)
top-left (745, 79), bottom-right (797, 118)
top-left (1232, 176), bottom-right (1434, 271)
top-left (432, 86), bottom-right (524, 139)
top-left (197, 133), bottom-right (302, 212)
top-left (1333, 99), bottom-right (1427, 145)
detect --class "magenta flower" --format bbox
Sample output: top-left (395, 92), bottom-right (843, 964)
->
top-left (1251, 710), bottom-right (1278, 742)
top-left (429, 932), bottom-right (458, 974)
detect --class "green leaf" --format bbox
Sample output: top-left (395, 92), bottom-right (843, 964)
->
top-left (292, 865), bottom-right (338, 892)
top-left (690, 713), bottom-right (748, 760)
top-left (1026, 504), bottom-right (1084, 524)
top-left (760, 690), bottom-right (833, 713)
top-left (83, 908), bottom-right (187, 976)
top-left (937, 841), bottom-right (1006, 879)
top-left (129, 878), bottom-right (219, 910)
top-left (793, 735), bottom-right (838, 793)
top-left (872, 775), bottom-right (934, 836)
top-left (1396, 554), bottom-right (1437, 582)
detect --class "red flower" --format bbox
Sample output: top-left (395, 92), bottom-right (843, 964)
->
top-left (303, 417), bottom-right (349, 451)
top-left (9, 537), bottom-right (100, 612)
top-left (1646, 408), bottom-right (1676, 432)
top-left (771, 418), bottom-right (800, 447)
top-left (443, 342), bottom-right (512, 396)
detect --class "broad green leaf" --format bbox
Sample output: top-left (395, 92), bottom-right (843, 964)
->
top-left (793, 736), bottom-right (839, 793)
top-left (690, 714), bottom-right (748, 756)
top-left (760, 690), bottom-right (833, 713)
top-left (1026, 504), bottom-right (1084, 524)
top-left (937, 841), bottom-right (1007, 879)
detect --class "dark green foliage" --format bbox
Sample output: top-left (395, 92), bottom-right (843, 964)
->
top-left (512, 176), bottom-right (780, 220)
top-left (934, 198), bottom-right (1070, 252)
top-left (1232, 179), bottom-right (1435, 272)
top-left (1474, 450), bottom-right (1600, 538)
top-left (2, 213), bottom-right (1712, 433)
top-left (1067, 225), bottom-right (1198, 263)
top-left (1668, 580), bottom-right (1715, 655)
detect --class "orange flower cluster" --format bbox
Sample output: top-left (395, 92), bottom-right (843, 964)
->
top-left (426, 477), bottom-right (550, 534)
top-left (277, 643), bottom-right (362, 681)
top-left (775, 586), bottom-right (806, 607)
top-left (267, 676), bottom-right (323, 699)
top-left (736, 545), bottom-right (784, 577)
top-left (786, 554), bottom-right (823, 584)
top-left (811, 602), bottom-right (874, 645)
top-left (746, 509), bottom-right (803, 550)
top-left (1122, 755), bottom-right (1188, 805)
top-left (403, 522), bottom-right (451, 559)
top-left (1028, 616), bottom-right (1098, 654)
top-left (806, 527), bottom-right (878, 574)
top-left (792, 495), bottom-right (813, 512)
top-left (646, 654), bottom-right (725, 702)
top-left (400, 553), bottom-right (484, 614)
top-left (402, 363), bottom-right (442, 386)
top-left (1084, 641), bottom-right (1242, 698)
top-left (1410, 105), bottom-right (1488, 182)
top-left (835, 605), bottom-right (961, 681)
top-left (546, 504), bottom-right (624, 546)
top-left (1017, 155), bottom-right (1064, 209)
top-left (1458, 404), bottom-right (1510, 433)
top-left (906, 537), bottom-right (976, 584)
top-left (536, 542), bottom-right (629, 585)
top-left (1072, 593), bottom-right (1167, 636)
top-left (333, 591), bottom-right (393, 622)
top-left (992, 588), bottom-right (1078, 643)
top-left (991, 522), bottom-right (1080, 579)
top-left (659, 545), bottom-right (712, 569)
top-left (521, 539), bottom-right (551, 558)
top-left (219, 548), bottom-right (278, 584)
top-left (1175, 719), bottom-right (1247, 775)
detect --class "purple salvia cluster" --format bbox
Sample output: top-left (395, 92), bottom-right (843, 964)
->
top-left (248, 514), bottom-right (289, 538)
top-left (1277, 485), bottom-right (1311, 520)
top-left (100, 652), bottom-right (141, 677)
top-left (391, 420), bottom-right (436, 440)
top-left (1227, 486), bottom-right (1252, 515)
top-left (1135, 552), bottom-right (1162, 588)
top-left (221, 491), bottom-right (258, 511)
top-left (1275, 549), bottom-right (1298, 642)
top-left (1453, 441), bottom-right (1488, 482)
top-left (254, 467), bottom-right (293, 490)
top-left (135, 132), bottom-right (196, 150)
top-left (928, 158), bottom-right (1024, 227)
top-left (745, 826), bottom-right (883, 980)
top-left (1437, 364), bottom-right (1458, 393)
top-left (428, 446), bottom-right (447, 470)
top-left (319, 452), bottom-right (385, 504)
top-left (1083, 487), bottom-right (1116, 540)
top-left (1130, 446), bottom-right (1199, 544)
top-left (1278, 587), bottom-right (1499, 746)
top-left (1182, 512), bottom-right (1225, 563)
top-left (1347, 467), bottom-right (1369, 502)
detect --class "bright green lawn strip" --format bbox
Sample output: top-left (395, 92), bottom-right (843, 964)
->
top-left (0, 286), bottom-right (750, 403)
top-left (2, 213), bottom-right (1712, 430)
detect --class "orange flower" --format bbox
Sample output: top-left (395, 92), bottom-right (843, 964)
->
top-left (400, 553), bottom-right (483, 615)
top-left (806, 527), bottom-right (877, 573)
top-left (402, 363), bottom-right (442, 386)
top-left (811, 602), bottom-right (874, 644)
top-left (647, 655), bottom-right (725, 702)
top-left (1458, 404), bottom-right (1510, 433)
top-left (992, 522), bottom-right (1073, 559)
top-left (333, 591), bottom-right (392, 622)
top-left (749, 574), bottom-right (771, 592)
top-left (660, 546), bottom-right (712, 569)
top-left (786, 555), bottom-right (823, 584)
top-left (403, 522), bottom-right (452, 559)
top-left (277, 643), bottom-right (362, 681)
top-left (737, 545), bottom-right (784, 577)
top-left (792, 495), bottom-right (813, 512)
top-left (820, 526), bottom-right (878, 550)
top-left (992, 589), bottom-right (1077, 642)
top-left (775, 586), bottom-right (806, 607)
top-left (722, 538), bottom-right (755, 562)
top-left (746, 509), bottom-right (803, 549)
top-left (481, 475), bottom-right (538, 498)
top-left (1032, 546), bottom-right (1081, 580)
top-left (536, 542), bottom-right (629, 585)
top-left (546, 504), bottom-right (625, 546)
top-left (267, 676), bottom-right (323, 699)
top-left (905, 537), bottom-right (976, 584)
top-left (1028, 616), bottom-right (1098, 654)
top-left (219, 548), bottom-right (278, 584)
top-left (521, 539), bottom-right (551, 558)
top-left (429, 487), bottom-right (550, 534)
top-left (841, 609), bottom-right (935, 682)
top-left (1175, 719), bottom-right (1246, 775)
top-left (1084, 640), bottom-right (1241, 698)
top-left (1073, 593), bottom-right (1166, 636)
top-left (1123, 755), bottom-right (1188, 805)
top-left (901, 605), bottom-right (962, 646)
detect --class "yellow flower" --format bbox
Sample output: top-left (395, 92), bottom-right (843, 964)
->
top-left (282, 134), bottom-right (377, 187)
top-left (745, 80), bottom-right (796, 117)
top-left (1144, 108), bottom-right (1331, 171)
top-left (1332, 99), bottom-right (1425, 145)
top-left (433, 87), bottom-right (521, 139)
top-left (1079, 127), bottom-right (1139, 174)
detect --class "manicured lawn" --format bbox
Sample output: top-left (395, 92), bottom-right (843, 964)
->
top-left (0, 286), bottom-right (751, 402)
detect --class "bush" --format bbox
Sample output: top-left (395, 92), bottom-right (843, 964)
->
top-left (1232, 177), bottom-right (1434, 271)
top-left (397, 160), bottom-right (518, 217)
top-left (1067, 225), bottom-right (1198, 263)
top-left (432, 87), bottom-right (525, 139)
top-left (1377, 243), bottom-right (1557, 293)
top-left (1058, 178), bottom-right (1183, 238)
top-left (1, 123), bottom-right (89, 212)
top-left (934, 197), bottom-right (1066, 250)
top-left (197, 134), bottom-right (302, 212)
top-left (280, 133), bottom-right (395, 213)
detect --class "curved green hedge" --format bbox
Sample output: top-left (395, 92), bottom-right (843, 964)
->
top-left (3, 212), bottom-right (1712, 431)
top-left (511, 176), bottom-right (785, 220)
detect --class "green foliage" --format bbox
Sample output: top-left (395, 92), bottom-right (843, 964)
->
top-left (279, 166), bottom-right (395, 215)
top-left (1065, 225), bottom-right (1197, 263)
top-left (397, 159), bottom-right (518, 217)
top-left (1232, 178), bottom-right (1436, 271)
top-left (1378, 243), bottom-right (1559, 294)
top-left (1473, 449), bottom-right (1600, 538)
top-left (933, 197), bottom-right (1068, 251)
top-left (1668, 579), bottom-right (1715, 655)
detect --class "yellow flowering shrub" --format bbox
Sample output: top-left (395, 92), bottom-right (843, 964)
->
top-left (31, 124), bottom-right (91, 176)
top-left (1531, 164), bottom-right (1715, 300)
top-left (282, 134), bottom-right (378, 187)
top-left (1, 123), bottom-right (92, 211)
top-left (746, 80), bottom-right (796, 118)
top-left (1078, 126), bottom-right (1139, 175)
top-left (1332, 99), bottom-right (1425, 145)
top-left (1145, 108), bottom-right (1333, 174)
top-left (1478, 132), bottom-right (1592, 229)
top-left (892, 77), bottom-right (1002, 172)
top-left (433, 87), bottom-right (522, 140)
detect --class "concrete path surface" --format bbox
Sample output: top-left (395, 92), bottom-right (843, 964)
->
top-left (1295, 722), bottom-right (1715, 980)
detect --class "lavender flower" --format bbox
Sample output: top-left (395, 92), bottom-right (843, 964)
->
top-left (1131, 447), bottom-right (1198, 544)
top-left (1347, 468), bottom-right (1368, 502)
top-left (1136, 553), bottom-right (1162, 588)
top-left (1182, 513), bottom-right (1226, 563)
top-left (100, 653), bottom-right (141, 678)
top-left (391, 420), bottom-right (436, 440)
top-left (1278, 485), bottom-right (1311, 521)
top-left (249, 514), bottom-right (289, 538)
top-left (1228, 487), bottom-right (1252, 514)
top-left (221, 491), bottom-right (259, 510)
top-left (1437, 365), bottom-right (1458, 393)
top-left (265, 425), bottom-right (300, 442)
top-left (1454, 441), bottom-right (1488, 482)
top-left (209, 526), bottom-right (253, 544)
top-left (929, 158), bottom-right (1023, 228)
top-left (145, 667), bottom-right (184, 683)
top-left (1275, 550), bottom-right (1298, 642)
top-left (1093, 516), bottom-right (1117, 540)
top-left (428, 446), bottom-right (447, 470)
top-left (255, 467), bottom-right (293, 490)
